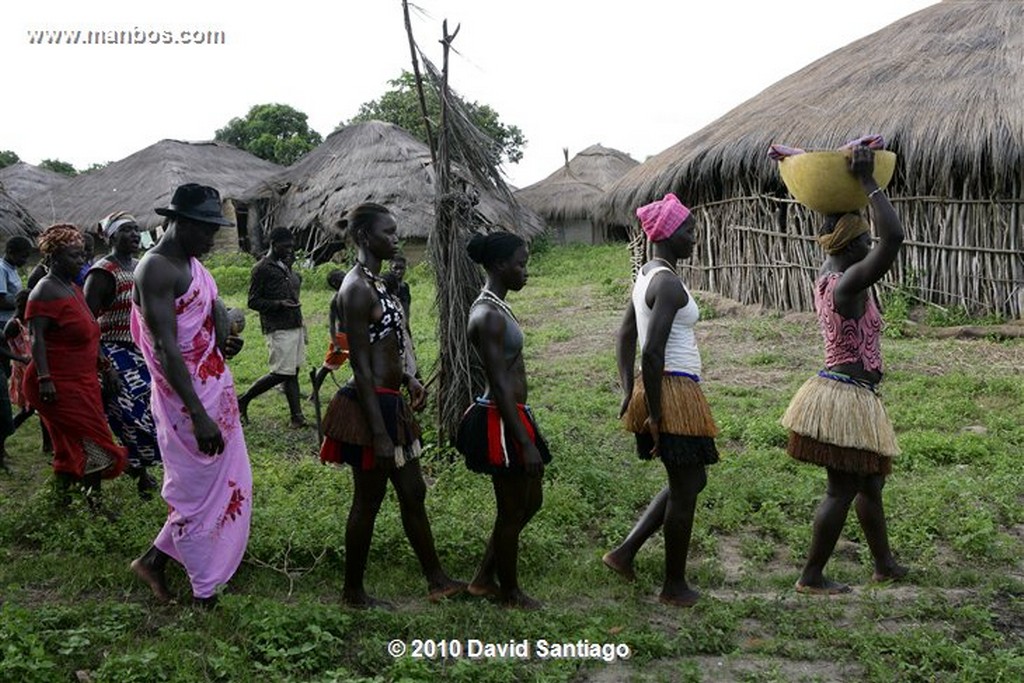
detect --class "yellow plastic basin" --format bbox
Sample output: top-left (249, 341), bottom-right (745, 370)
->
top-left (778, 150), bottom-right (896, 214)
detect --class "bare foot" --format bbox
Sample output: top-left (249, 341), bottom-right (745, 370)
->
top-left (136, 469), bottom-right (159, 501)
top-left (130, 558), bottom-right (174, 604)
top-left (192, 595), bottom-right (218, 609)
top-left (872, 563), bottom-right (909, 583)
top-left (87, 496), bottom-right (120, 523)
top-left (468, 581), bottom-right (500, 599)
top-left (428, 578), bottom-right (468, 603)
top-left (500, 589), bottom-right (542, 610)
top-left (795, 579), bottom-right (852, 595)
top-left (602, 550), bottom-right (636, 582)
top-left (659, 588), bottom-right (700, 607)
top-left (342, 590), bottom-right (394, 611)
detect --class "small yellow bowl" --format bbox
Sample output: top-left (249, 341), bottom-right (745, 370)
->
top-left (778, 150), bottom-right (896, 214)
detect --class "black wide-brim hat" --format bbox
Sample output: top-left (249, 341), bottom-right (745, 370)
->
top-left (155, 183), bottom-right (235, 226)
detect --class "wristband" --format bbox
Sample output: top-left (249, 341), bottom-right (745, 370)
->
top-left (38, 375), bottom-right (51, 382)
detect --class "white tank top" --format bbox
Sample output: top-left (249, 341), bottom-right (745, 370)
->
top-left (632, 265), bottom-right (702, 376)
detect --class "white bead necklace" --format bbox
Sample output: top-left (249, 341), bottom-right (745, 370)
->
top-left (475, 288), bottom-right (518, 323)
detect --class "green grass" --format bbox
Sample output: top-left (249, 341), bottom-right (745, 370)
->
top-left (2, 244), bottom-right (1023, 681)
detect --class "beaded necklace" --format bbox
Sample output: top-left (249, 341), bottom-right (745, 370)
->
top-left (475, 288), bottom-right (518, 323)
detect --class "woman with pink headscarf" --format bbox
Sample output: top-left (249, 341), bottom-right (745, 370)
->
top-left (602, 194), bottom-right (719, 607)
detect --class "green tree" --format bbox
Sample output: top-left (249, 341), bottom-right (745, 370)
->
top-left (344, 71), bottom-right (526, 166)
top-left (39, 159), bottom-right (77, 177)
top-left (215, 103), bottom-right (323, 166)
top-left (0, 150), bottom-right (19, 169)
top-left (83, 161), bottom-right (110, 173)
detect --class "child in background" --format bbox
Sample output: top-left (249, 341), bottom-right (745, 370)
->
top-left (6, 290), bottom-right (33, 430)
top-left (0, 290), bottom-right (32, 471)
top-left (310, 270), bottom-right (349, 398)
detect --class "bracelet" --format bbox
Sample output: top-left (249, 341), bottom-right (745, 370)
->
top-left (38, 375), bottom-right (51, 382)
top-left (868, 187), bottom-right (884, 199)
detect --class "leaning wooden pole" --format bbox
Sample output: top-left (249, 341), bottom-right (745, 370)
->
top-left (401, 9), bottom-right (486, 442)
top-left (429, 19), bottom-right (480, 443)
top-left (401, 0), bottom-right (436, 165)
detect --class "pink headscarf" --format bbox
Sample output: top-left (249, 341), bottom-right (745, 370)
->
top-left (636, 193), bottom-right (691, 242)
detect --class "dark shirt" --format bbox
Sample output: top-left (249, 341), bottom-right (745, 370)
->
top-left (248, 256), bottom-right (303, 334)
top-left (395, 281), bottom-right (411, 320)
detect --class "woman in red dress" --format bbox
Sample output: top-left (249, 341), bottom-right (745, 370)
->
top-left (25, 224), bottom-right (126, 502)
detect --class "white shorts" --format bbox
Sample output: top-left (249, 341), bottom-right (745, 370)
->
top-left (266, 328), bottom-right (306, 376)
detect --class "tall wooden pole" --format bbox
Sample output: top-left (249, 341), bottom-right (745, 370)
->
top-left (402, 0), bottom-right (436, 165)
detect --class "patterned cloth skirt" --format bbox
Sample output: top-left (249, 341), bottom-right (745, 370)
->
top-left (456, 398), bottom-right (552, 475)
top-left (102, 341), bottom-right (161, 468)
top-left (781, 371), bottom-right (899, 475)
top-left (622, 373), bottom-right (719, 466)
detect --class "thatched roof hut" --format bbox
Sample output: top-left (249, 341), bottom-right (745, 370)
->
top-left (23, 140), bottom-right (282, 251)
top-left (599, 0), bottom-right (1024, 318)
top-left (0, 185), bottom-right (41, 246)
top-left (242, 121), bottom-right (545, 256)
top-left (0, 162), bottom-right (70, 205)
top-left (516, 144), bottom-right (638, 244)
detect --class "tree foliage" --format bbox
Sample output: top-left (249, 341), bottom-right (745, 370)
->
top-left (39, 159), bottom-right (77, 177)
top-left (215, 103), bottom-right (323, 167)
top-left (0, 150), bottom-right (19, 170)
top-left (344, 72), bottom-right (526, 166)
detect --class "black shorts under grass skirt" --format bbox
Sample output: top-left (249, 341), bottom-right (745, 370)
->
top-left (456, 399), bottom-right (552, 475)
top-left (623, 373), bottom-right (719, 467)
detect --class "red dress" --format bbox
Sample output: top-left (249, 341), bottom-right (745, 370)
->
top-left (24, 286), bottom-right (127, 479)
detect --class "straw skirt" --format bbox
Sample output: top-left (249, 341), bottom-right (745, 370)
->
top-left (319, 384), bottom-right (422, 471)
top-left (622, 374), bottom-right (719, 466)
top-left (781, 374), bottom-right (899, 475)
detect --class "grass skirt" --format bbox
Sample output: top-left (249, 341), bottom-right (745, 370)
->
top-left (622, 374), bottom-right (719, 466)
top-left (456, 399), bottom-right (552, 475)
top-left (320, 384), bottom-right (421, 471)
top-left (781, 374), bottom-right (898, 475)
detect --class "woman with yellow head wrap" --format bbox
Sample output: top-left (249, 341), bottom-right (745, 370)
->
top-left (25, 224), bottom-right (127, 508)
top-left (780, 146), bottom-right (908, 595)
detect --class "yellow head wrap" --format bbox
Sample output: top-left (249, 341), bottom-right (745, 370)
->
top-left (817, 214), bottom-right (869, 255)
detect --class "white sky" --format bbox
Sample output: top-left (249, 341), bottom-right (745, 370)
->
top-left (2, 0), bottom-right (936, 189)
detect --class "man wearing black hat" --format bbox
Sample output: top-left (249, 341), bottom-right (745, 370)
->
top-left (129, 183), bottom-right (252, 607)
top-left (237, 227), bottom-right (308, 429)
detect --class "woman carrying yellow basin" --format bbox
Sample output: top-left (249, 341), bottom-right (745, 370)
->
top-left (772, 138), bottom-right (908, 595)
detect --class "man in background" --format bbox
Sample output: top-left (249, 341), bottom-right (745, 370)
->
top-left (238, 227), bottom-right (308, 429)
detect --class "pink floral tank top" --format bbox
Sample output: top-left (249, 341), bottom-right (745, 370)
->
top-left (814, 272), bottom-right (883, 373)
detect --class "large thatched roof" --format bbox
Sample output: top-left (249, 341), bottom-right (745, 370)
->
top-left (243, 120), bottom-right (545, 240)
top-left (600, 0), bottom-right (1024, 222)
top-left (0, 162), bottom-right (70, 205)
top-left (515, 144), bottom-right (638, 223)
top-left (0, 185), bottom-right (41, 240)
top-left (23, 140), bottom-right (282, 231)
